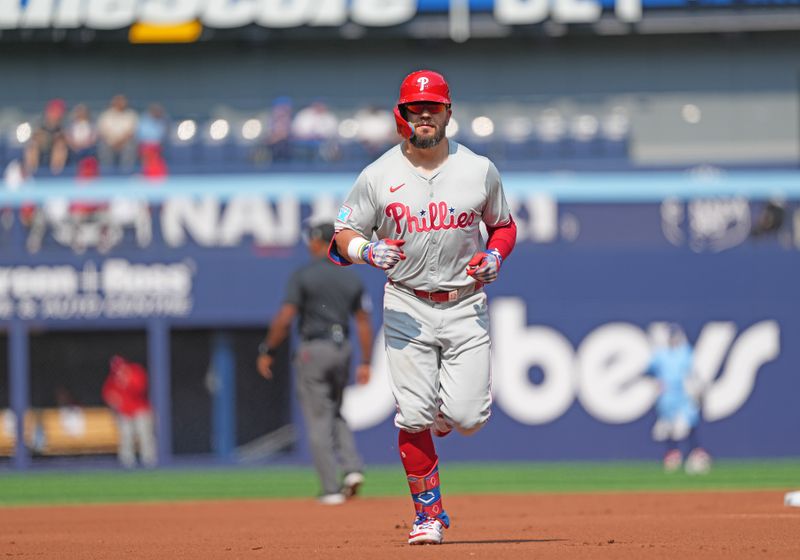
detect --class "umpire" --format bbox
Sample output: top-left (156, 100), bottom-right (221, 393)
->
top-left (257, 219), bottom-right (374, 505)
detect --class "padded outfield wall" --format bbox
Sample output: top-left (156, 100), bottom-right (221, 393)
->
top-left (0, 170), bottom-right (798, 466)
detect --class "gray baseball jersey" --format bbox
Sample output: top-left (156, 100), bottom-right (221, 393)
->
top-left (336, 141), bottom-right (511, 292)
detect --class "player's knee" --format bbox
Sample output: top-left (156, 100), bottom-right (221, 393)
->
top-left (455, 419), bottom-right (487, 436)
top-left (451, 413), bottom-right (489, 436)
top-left (444, 402), bottom-right (490, 436)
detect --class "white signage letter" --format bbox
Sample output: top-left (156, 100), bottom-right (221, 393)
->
top-left (578, 322), bottom-right (658, 423)
top-left (0, 0), bottom-right (21, 29)
top-left (494, 0), bottom-right (548, 25)
top-left (526, 194), bottom-right (558, 243)
top-left (615, 0), bottom-right (642, 22)
top-left (256, 0), bottom-right (312, 28)
top-left (139, 0), bottom-right (199, 23)
top-left (161, 197), bottom-right (221, 247)
top-left (351, 0), bottom-right (416, 27)
top-left (310, 0), bottom-right (347, 26)
top-left (54, 0), bottom-right (83, 28)
top-left (20, 0), bottom-right (53, 28)
top-left (85, 0), bottom-right (138, 29)
top-left (493, 298), bottom-right (577, 425)
top-left (703, 321), bottom-right (780, 421)
top-left (203, 0), bottom-right (258, 28)
top-left (552, 0), bottom-right (601, 23)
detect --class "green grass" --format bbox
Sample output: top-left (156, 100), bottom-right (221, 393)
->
top-left (1, 459), bottom-right (798, 507)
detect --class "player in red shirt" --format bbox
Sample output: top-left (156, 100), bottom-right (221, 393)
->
top-left (102, 355), bottom-right (157, 468)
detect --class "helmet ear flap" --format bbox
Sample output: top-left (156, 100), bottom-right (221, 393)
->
top-left (394, 106), bottom-right (414, 139)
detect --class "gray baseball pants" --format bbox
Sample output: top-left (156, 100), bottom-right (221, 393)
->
top-left (295, 339), bottom-right (364, 495)
top-left (383, 282), bottom-right (493, 435)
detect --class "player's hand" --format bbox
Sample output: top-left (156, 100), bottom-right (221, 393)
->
top-left (466, 249), bottom-right (502, 283)
top-left (257, 355), bottom-right (274, 380)
top-left (362, 238), bottom-right (406, 270)
top-left (355, 364), bottom-right (371, 385)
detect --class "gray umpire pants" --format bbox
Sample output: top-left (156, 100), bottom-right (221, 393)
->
top-left (295, 339), bottom-right (364, 495)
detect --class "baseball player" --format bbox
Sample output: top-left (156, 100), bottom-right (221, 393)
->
top-left (328, 70), bottom-right (517, 544)
top-left (648, 323), bottom-right (712, 474)
top-left (101, 355), bottom-right (157, 469)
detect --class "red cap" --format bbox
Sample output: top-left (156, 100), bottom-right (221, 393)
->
top-left (397, 70), bottom-right (451, 106)
top-left (46, 98), bottom-right (67, 113)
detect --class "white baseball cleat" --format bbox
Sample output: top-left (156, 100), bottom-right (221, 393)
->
top-left (663, 449), bottom-right (683, 473)
top-left (342, 472), bottom-right (364, 498)
top-left (318, 493), bottom-right (346, 505)
top-left (684, 448), bottom-right (712, 475)
top-left (408, 514), bottom-right (445, 545)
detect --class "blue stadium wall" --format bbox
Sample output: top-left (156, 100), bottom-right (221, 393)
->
top-left (1, 171), bottom-right (798, 464)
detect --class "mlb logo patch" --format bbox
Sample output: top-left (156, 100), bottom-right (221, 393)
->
top-left (337, 205), bottom-right (353, 223)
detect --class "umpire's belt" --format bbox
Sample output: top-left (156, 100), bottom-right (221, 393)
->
top-left (389, 280), bottom-right (483, 303)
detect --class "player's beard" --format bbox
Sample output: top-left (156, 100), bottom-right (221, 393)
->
top-left (410, 123), bottom-right (446, 149)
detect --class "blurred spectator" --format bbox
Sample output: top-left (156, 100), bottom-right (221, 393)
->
top-left (751, 198), bottom-right (786, 238)
top-left (354, 105), bottom-right (396, 156)
top-left (647, 323), bottom-right (712, 475)
top-left (137, 103), bottom-right (168, 154)
top-left (65, 103), bottom-right (98, 169)
top-left (97, 94), bottom-right (139, 173)
top-left (140, 144), bottom-right (168, 179)
top-left (102, 354), bottom-right (157, 468)
top-left (137, 103), bottom-right (169, 178)
top-left (291, 100), bottom-right (340, 162)
top-left (266, 96), bottom-right (293, 163)
top-left (24, 98), bottom-right (69, 176)
top-left (54, 385), bottom-right (87, 440)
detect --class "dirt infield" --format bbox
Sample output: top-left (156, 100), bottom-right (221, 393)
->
top-left (1, 491), bottom-right (798, 559)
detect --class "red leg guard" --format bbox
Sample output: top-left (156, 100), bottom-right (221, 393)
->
top-left (398, 429), bottom-right (437, 477)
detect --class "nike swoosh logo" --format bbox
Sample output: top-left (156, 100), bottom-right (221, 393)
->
top-left (389, 183), bottom-right (406, 193)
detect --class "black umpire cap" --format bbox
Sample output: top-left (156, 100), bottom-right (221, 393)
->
top-left (305, 220), bottom-right (335, 244)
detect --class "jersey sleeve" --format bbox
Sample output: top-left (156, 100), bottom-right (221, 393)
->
top-left (335, 170), bottom-right (378, 238)
top-left (482, 161), bottom-right (512, 227)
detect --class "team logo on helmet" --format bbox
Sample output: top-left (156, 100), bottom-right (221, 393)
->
top-left (417, 77), bottom-right (429, 91)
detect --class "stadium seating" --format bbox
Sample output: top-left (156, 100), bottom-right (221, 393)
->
top-left (0, 102), bottom-right (633, 179)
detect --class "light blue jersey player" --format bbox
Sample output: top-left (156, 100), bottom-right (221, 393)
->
top-left (647, 323), bottom-right (712, 474)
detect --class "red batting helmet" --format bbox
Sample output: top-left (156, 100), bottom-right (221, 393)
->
top-left (394, 70), bottom-right (451, 139)
top-left (397, 70), bottom-right (451, 106)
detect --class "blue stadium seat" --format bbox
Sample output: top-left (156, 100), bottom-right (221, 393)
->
top-left (537, 138), bottom-right (568, 161)
top-left (503, 138), bottom-right (538, 162)
top-left (600, 137), bottom-right (630, 159)
top-left (570, 138), bottom-right (603, 159)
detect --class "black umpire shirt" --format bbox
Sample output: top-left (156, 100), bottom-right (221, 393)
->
top-left (284, 257), bottom-right (370, 343)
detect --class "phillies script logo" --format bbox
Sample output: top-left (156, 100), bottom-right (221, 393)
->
top-left (386, 202), bottom-right (476, 234)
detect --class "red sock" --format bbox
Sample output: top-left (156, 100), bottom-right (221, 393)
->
top-left (398, 429), bottom-right (437, 476)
